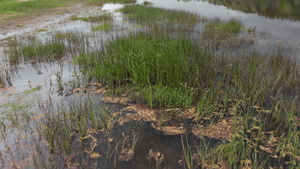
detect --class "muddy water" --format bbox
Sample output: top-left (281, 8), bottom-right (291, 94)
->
top-left (0, 1), bottom-right (300, 168)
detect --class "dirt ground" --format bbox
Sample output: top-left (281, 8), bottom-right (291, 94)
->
top-left (0, 2), bottom-right (98, 40)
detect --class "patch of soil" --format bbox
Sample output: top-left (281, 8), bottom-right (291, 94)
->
top-left (0, 2), bottom-right (98, 40)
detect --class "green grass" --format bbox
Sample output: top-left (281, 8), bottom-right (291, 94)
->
top-left (206, 18), bottom-right (243, 33)
top-left (71, 13), bottom-right (113, 22)
top-left (91, 22), bottom-right (113, 31)
top-left (0, 0), bottom-right (82, 24)
top-left (88, 0), bottom-right (136, 6)
top-left (0, 0), bottom-right (56, 15)
top-left (6, 31), bottom-right (90, 64)
top-left (2, 3), bottom-right (300, 167)
top-left (202, 18), bottom-right (248, 48)
top-left (72, 22), bottom-right (300, 167)
top-left (16, 23), bottom-right (25, 27)
top-left (37, 28), bottom-right (48, 32)
top-left (7, 40), bottom-right (67, 63)
top-left (70, 14), bottom-right (79, 21)
top-left (120, 4), bottom-right (200, 25)
top-left (74, 26), bottom-right (300, 110)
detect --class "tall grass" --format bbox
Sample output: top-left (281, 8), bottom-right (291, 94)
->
top-left (88, 0), bottom-right (136, 6)
top-left (72, 22), bottom-right (300, 167)
top-left (6, 31), bottom-right (90, 64)
top-left (120, 4), bottom-right (200, 25)
top-left (75, 25), bottom-right (300, 110)
top-left (70, 13), bottom-right (113, 22)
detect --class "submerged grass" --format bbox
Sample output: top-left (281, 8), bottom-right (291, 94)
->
top-left (120, 4), bottom-right (200, 25)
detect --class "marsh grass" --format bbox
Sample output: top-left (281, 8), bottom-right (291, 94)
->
top-left (81, 13), bottom-right (113, 22)
top-left (6, 39), bottom-right (67, 63)
top-left (73, 22), bottom-right (300, 167)
top-left (91, 22), bottom-right (113, 31)
top-left (88, 0), bottom-right (136, 6)
top-left (2, 3), bottom-right (300, 167)
top-left (120, 4), bottom-right (200, 25)
top-left (6, 31), bottom-right (91, 65)
top-left (39, 99), bottom-right (113, 166)
top-left (37, 28), bottom-right (48, 32)
top-left (201, 18), bottom-right (249, 49)
top-left (70, 13), bottom-right (113, 22)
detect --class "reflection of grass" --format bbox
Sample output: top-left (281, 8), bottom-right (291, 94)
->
top-left (91, 22), bottom-right (113, 31)
top-left (120, 4), bottom-right (200, 25)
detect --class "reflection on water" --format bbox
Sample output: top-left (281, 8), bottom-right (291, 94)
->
top-left (199, 0), bottom-right (300, 21)
top-left (137, 0), bottom-right (300, 50)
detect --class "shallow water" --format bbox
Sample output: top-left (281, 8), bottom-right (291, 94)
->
top-left (0, 1), bottom-right (300, 168)
top-left (137, 0), bottom-right (300, 48)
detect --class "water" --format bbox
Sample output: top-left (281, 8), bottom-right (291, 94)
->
top-left (137, 0), bottom-right (300, 48)
top-left (1, 0), bottom-right (300, 168)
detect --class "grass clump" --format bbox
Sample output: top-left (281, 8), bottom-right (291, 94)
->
top-left (22, 42), bottom-right (66, 61)
top-left (70, 15), bottom-right (79, 21)
top-left (75, 31), bottom-right (207, 108)
top-left (206, 18), bottom-right (243, 33)
top-left (16, 23), bottom-right (25, 27)
top-left (7, 40), bottom-right (67, 63)
top-left (120, 4), bottom-right (199, 25)
top-left (73, 25), bottom-right (300, 167)
top-left (91, 22), bottom-right (113, 31)
top-left (37, 28), bottom-right (48, 32)
top-left (88, 0), bottom-right (136, 6)
top-left (77, 13), bottom-right (113, 22)
top-left (6, 31), bottom-right (90, 64)
top-left (202, 18), bottom-right (248, 48)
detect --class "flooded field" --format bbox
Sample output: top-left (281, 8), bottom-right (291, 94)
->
top-left (1, 0), bottom-right (300, 168)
